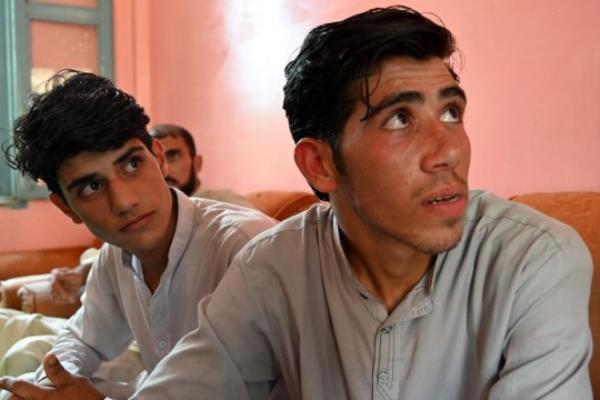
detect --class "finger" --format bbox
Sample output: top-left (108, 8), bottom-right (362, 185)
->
top-left (0, 377), bottom-right (45, 399)
top-left (51, 266), bottom-right (70, 274)
top-left (61, 279), bottom-right (84, 291)
top-left (51, 281), bottom-right (70, 303)
top-left (65, 295), bottom-right (78, 304)
top-left (56, 273), bottom-right (81, 283)
top-left (43, 353), bottom-right (74, 387)
top-left (60, 284), bottom-right (81, 304)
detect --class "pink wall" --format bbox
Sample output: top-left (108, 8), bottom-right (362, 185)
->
top-left (2, 0), bottom-right (599, 253)
top-left (148, 0), bottom-right (600, 197)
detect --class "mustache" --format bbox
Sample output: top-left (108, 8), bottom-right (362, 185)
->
top-left (414, 174), bottom-right (468, 198)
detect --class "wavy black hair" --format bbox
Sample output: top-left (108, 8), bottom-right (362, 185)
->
top-left (3, 70), bottom-right (151, 199)
top-left (283, 5), bottom-right (459, 200)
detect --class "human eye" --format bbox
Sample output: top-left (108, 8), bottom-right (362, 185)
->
top-left (166, 150), bottom-right (180, 162)
top-left (79, 180), bottom-right (104, 198)
top-left (383, 110), bottom-right (410, 130)
top-left (440, 104), bottom-right (464, 123)
top-left (124, 156), bottom-right (144, 174)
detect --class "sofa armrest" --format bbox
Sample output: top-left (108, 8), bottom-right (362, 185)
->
top-left (18, 279), bottom-right (81, 318)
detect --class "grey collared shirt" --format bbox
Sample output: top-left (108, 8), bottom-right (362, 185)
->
top-left (35, 189), bottom-right (275, 393)
top-left (135, 190), bottom-right (593, 400)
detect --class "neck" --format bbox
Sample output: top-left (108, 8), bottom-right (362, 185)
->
top-left (340, 228), bottom-right (433, 312)
top-left (135, 190), bottom-right (178, 293)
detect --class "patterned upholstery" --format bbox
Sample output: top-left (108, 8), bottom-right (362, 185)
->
top-left (511, 192), bottom-right (600, 397)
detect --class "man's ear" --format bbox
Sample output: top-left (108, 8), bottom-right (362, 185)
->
top-left (294, 138), bottom-right (338, 195)
top-left (151, 139), bottom-right (169, 176)
top-left (193, 154), bottom-right (203, 174)
top-left (49, 193), bottom-right (82, 224)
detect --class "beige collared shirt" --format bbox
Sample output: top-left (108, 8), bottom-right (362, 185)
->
top-left (35, 189), bottom-right (275, 395)
top-left (135, 190), bottom-right (593, 400)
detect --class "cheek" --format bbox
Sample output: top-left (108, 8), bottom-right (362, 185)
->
top-left (346, 144), bottom-right (415, 198)
top-left (459, 134), bottom-right (472, 174)
top-left (168, 160), bottom-right (186, 176)
top-left (74, 206), bottom-right (108, 231)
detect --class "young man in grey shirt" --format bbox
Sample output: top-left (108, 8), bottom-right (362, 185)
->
top-left (1, 5), bottom-right (593, 400)
top-left (0, 71), bottom-right (274, 398)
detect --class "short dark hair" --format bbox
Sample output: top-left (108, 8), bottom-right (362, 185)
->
top-left (283, 5), bottom-right (458, 200)
top-left (149, 124), bottom-right (197, 158)
top-left (3, 70), bottom-right (151, 198)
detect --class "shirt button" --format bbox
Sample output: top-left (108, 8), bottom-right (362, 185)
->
top-left (158, 340), bottom-right (166, 348)
top-left (377, 371), bottom-right (390, 384)
top-left (381, 326), bottom-right (392, 334)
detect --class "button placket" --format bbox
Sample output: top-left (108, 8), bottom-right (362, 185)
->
top-left (374, 325), bottom-right (394, 399)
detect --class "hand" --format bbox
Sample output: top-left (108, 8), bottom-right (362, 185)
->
top-left (50, 262), bottom-right (91, 304)
top-left (0, 353), bottom-right (104, 400)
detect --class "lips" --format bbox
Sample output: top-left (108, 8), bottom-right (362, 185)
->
top-left (120, 211), bottom-right (155, 232)
top-left (422, 186), bottom-right (468, 218)
top-left (426, 194), bottom-right (461, 205)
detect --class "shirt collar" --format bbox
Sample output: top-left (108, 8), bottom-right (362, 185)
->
top-left (120, 188), bottom-right (196, 281)
top-left (330, 208), bottom-right (435, 322)
top-left (330, 210), bottom-right (373, 299)
top-left (163, 188), bottom-right (195, 274)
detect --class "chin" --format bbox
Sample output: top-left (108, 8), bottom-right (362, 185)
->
top-left (413, 222), bottom-right (465, 255)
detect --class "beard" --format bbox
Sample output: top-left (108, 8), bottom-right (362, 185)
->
top-left (166, 168), bottom-right (197, 196)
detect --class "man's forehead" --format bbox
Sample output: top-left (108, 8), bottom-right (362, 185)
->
top-left (344, 56), bottom-right (462, 120)
top-left (373, 56), bottom-right (457, 91)
top-left (158, 134), bottom-right (191, 155)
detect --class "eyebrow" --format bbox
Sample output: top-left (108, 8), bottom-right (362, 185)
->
top-left (440, 85), bottom-right (467, 102)
top-left (66, 145), bottom-right (144, 192)
top-left (364, 91), bottom-right (423, 120)
top-left (66, 173), bottom-right (101, 193)
top-left (114, 146), bottom-right (144, 165)
top-left (363, 85), bottom-right (467, 121)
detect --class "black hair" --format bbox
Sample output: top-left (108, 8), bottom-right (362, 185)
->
top-left (3, 70), bottom-right (151, 199)
top-left (283, 5), bottom-right (459, 200)
top-left (149, 124), bottom-right (197, 158)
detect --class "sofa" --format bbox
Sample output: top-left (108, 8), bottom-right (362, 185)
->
top-left (0, 190), bottom-right (598, 396)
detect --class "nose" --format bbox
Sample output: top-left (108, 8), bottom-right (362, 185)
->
top-left (420, 120), bottom-right (468, 173)
top-left (109, 178), bottom-right (140, 215)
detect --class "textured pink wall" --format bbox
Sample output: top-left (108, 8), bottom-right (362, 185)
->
top-left (147, 0), bottom-right (600, 197)
top-left (2, 0), bottom-right (599, 253)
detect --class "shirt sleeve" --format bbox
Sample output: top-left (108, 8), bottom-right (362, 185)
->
top-left (488, 244), bottom-right (594, 399)
top-left (34, 247), bottom-right (134, 382)
top-left (130, 256), bottom-right (276, 399)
